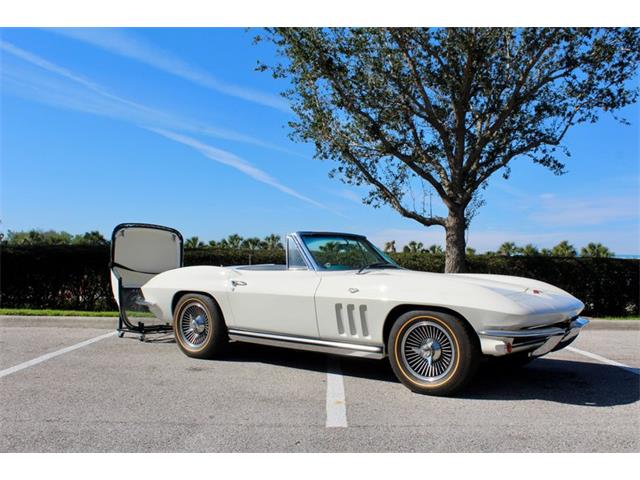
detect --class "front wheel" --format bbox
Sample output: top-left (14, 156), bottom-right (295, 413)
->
top-left (388, 310), bottom-right (480, 396)
top-left (173, 293), bottom-right (227, 359)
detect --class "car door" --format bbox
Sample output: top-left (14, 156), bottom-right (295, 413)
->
top-left (225, 237), bottom-right (321, 338)
top-left (314, 270), bottom-right (391, 346)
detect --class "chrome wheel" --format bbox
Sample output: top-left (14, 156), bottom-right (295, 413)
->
top-left (178, 301), bottom-right (210, 348)
top-left (400, 320), bottom-right (456, 382)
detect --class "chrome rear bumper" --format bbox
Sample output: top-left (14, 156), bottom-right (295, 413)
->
top-left (479, 317), bottom-right (589, 357)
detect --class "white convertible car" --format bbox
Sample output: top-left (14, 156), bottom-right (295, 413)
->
top-left (110, 223), bottom-right (588, 395)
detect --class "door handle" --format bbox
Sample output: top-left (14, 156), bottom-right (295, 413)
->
top-left (231, 280), bottom-right (247, 287)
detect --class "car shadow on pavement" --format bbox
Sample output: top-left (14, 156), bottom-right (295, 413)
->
top-left (461, 358), bottom-right (639, 407)
top-left (222, 342), bottom-right (638, 407)
top-left (222, 341), bottom-right (389, 380)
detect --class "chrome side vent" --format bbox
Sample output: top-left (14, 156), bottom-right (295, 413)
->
top-left (346, 304), bottom-right (357, 335)
top-left (335, 303), bottom-right (346, 335)
top-left (335, 303), bottom-right (371, 339)
top-left (359, 304), bottom-right (369, 337)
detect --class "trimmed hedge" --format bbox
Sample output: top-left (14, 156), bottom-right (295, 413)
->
top-left (1, 245), bottom-right (638, 316)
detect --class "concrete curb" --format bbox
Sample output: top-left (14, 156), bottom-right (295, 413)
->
top-left (583, 318), bottom-right (640, 330)
top-left (1, 315), bottom-right (638, 330)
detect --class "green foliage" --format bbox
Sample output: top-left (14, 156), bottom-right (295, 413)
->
top-left (383, 240), bottom-right (397, 253)
top-left (184, 236), bottom-right (205, 248)
top-left (1, 245), bottom-right (637, 316)
top-left (8, 229), bottom-right (72, 245)
top-left (223, 234), bottom-right (244, 249)
top-left (518, 244), bottom-right (540, 256)
top-left (581, 242), bottom-right (614, 258)
top-left (394, 239), bottom-right (609, 258)
top-left (207, 233), bottom-right (284, 251)
top-left (425, 244), bottom-right (444, 254)
top-left (263, 234), bottom-right (284, 250)
top-left (403, 241), bottom-right (424, 253)
top-left (551, 240), bottom-right (577, 257)
top-left (497, 242), bottom-right (518, 256)
top-left (3, 229), bottom-right (108, 246)
top-left (2, 229), bottom-right (287, 252)
top-left (241, 237), bottom-right (263, 251)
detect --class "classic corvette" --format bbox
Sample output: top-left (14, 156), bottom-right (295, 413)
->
top-left (110, 223), bottom-right (588, 395)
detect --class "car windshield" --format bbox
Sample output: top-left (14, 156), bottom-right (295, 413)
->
top-left (300, 234), bottom-right (398, 271)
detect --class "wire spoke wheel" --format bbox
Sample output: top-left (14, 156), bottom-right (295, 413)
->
top-left (400, 320), bottom-right (456, 383)
top-left (178, 301), bottom-right (210, 349)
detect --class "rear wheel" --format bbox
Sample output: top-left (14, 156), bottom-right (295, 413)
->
top-left (388, 310), bottom-right (480, 396)
top-left (173, 293), bottom-right (227, 359)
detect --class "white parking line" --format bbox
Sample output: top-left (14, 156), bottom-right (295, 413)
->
top-left (325, 356), bottom-right (347, 427)
top-left (0, 331), bottom-right (117, 379)
top-left (566, 346), bottom-right (639, 375)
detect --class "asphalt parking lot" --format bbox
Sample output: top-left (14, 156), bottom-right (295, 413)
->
top-left (0, 316), bottom-right (638, 452)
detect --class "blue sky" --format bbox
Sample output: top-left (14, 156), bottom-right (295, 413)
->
top-left (1, 28), bottom-right (638, 254)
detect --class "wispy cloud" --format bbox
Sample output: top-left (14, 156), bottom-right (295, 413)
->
top-left (1, 40), bottom-right (296, 156)
top-left (147, 128), bottom-right (328, 210)
top-left (492, 180), bottom-right (638, 227)
top-left (48, 28), bottom-right (289, 112)
top-left (530, 195), bottom-right (639, 227)
top-left (1, 41), bottom-right (328, 211)
top-left (334, 189), bottom-right (363, 204)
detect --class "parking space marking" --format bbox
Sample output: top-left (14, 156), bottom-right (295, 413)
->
top-left (566, 346), bottom-right (639, 375)
top-left (326, 357), bottom-right (347, 428)
top-left (0, 331), bottom-right (116, 379)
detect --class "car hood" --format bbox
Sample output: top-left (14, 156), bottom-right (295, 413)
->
top-left (362, 268), bottom-right (585, 318)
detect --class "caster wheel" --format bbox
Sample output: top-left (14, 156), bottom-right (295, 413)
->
top-left (117, 331), bottom-right (125, 338)
top-left (139, 334), bottom-right (145, 342)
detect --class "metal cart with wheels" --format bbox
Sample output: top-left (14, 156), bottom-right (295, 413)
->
top-left (110, 223), bottom-right (183, 341)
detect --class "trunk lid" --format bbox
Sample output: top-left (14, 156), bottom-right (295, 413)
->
top-left (110, 223), bottom-right (183, 301)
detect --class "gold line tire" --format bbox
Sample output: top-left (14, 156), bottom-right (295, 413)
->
top-left (173, 293), bottom-right (227, 359)
top-left (388, 310), bottom-right (480, 396)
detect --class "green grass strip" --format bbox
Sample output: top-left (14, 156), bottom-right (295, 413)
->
top-left (0, 308), bottom-right (154, 317)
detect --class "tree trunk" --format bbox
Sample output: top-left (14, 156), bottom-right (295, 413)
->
top-left (444, 208), bottom-right (467, 273)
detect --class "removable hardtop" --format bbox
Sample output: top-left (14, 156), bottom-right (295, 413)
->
top-left (110, 223), bottom-right (183, 340)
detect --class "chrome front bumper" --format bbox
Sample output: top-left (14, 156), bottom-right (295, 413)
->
top-left (479, 317), bottom-right (589, 357)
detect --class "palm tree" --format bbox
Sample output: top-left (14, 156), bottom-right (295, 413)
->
top-left (518, 244), bottom-right (539, 256)
top-left (580, 242), bottom-right (614, 258)
top-left (241, 237), bottom-right (263, 251)
top-left (185, 236), bottom-right (204, 248)
top-left (540, 248), bottom-right (553, 256)
top-left (384, 240), bottom-right (396, 253)
top-left (225, 234), bottom-right (243, 249)
top-left (551, 240), bottom-right (577, 257)
top-left (465, 247), bottom-right (476, 256)
top-left (497, 242), bottom-right (518, 256)
top-left (426, 244), bottom-right (444, 254)
top-left (403, 241), bottom-right (424, 253)
top-left (263, 234), bottom-right (283, 250)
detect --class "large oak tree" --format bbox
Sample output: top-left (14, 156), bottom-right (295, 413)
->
top-left (258, 28), bottom-right (639, 272)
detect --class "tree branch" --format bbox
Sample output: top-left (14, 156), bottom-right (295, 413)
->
top-left (340, 148), bottom-right (447, 227)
